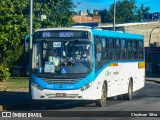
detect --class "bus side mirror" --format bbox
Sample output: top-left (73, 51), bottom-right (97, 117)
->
top-left (24, 34), bottom-right (30, 52)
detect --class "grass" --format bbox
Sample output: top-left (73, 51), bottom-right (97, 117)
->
top-left (0, 77), bottom-right (29, 91)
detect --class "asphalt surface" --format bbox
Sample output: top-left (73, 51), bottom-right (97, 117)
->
top-left (0, 78), bottom-right (160, 111)
top-left (0, 79), bottom-right (160, 120)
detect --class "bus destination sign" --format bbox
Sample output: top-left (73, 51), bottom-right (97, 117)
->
top-left (36, 31), bottom-right (89, 39)
top-left (59, 32), bottom-right (73, 37)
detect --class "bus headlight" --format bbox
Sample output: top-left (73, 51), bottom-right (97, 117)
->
top-left (31, 82), bottom-right (43, 91)
top-left (80, 82), bottom-right (93, 91)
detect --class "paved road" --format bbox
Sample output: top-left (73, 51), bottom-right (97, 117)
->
top-left (28, 81), bottom-right (159, 112)
top-left (0, 81), bottom-right (160, 120)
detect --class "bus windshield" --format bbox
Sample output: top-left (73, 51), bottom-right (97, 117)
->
top-left (32, 40), bottom-right (93, 77)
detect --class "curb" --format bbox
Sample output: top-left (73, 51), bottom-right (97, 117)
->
top-left (145, 78), bottom-right (160, 84)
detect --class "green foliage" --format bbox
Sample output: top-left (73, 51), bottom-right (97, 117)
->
top-left (99, 0), bottom-right (150, 23)
top-left (0, 0), bottom-right (29, 67)
top-left (0, 64), bottom-right (10, 82)
top-left (99, 9), bottom-right (108, 23)
top-left (0, 0), bottom-right (74, 80)
top-left (33, 0), bottom-right (74, 29)
top-left (135, 4), bottom-right (150, 21)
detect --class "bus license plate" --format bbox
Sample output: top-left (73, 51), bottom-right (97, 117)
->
top-left (56, 93), bottom-right (66, 97)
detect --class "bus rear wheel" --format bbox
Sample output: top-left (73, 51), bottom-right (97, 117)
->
top-left (95, 83), bottom-right (107, 107)
top-left (122, 80), bottom-right (133, 100)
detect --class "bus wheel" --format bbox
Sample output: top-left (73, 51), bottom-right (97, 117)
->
top-left (95, 83), bottom-right (107, 107)
top-left (122, 80), bottom-right (133, 100)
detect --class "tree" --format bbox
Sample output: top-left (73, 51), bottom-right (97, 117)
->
top-left (99, 0), bottom-right (150, 23)
top-left (0, 0), bottom-right (74, 81)
top-left (33, 0), bottom-right (74, 29)
top-left (0, 0), bottom-right (29, 81)
top-left (135, 4), bottom-right (150, 21)
top-left (99, 9), bottom-right (108, 23)
top-left (107, 0), bottom-right (136, 23)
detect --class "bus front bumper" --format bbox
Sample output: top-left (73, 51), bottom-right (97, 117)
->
top-left (31, 84), bottom-right (102, 100)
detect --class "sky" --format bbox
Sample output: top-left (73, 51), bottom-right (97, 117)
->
top-left (73, 0), bottom-right (160, 13)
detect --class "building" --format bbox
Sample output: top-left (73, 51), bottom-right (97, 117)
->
top-left (72, 9), bottom-right (160, 47)
top-left (144, 12), bottom-right (160, 21)
top-left (72, 10), bottom-right (101, 24)
top-left (99, 21), bottom-right (160, 47)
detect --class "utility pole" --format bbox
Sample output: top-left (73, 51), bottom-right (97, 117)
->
top-left (30, 0), bottom-right (33, 49)
top-left (77, 1), bottom-right (81, 15)
top-left (113, 0), bottom-right (116, 31)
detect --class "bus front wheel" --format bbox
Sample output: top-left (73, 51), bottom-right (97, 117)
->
top-left (95, 83), bottom-right (107, 107)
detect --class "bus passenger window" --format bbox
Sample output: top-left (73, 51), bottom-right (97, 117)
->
top-left (108, 38), bottom-right (114, 49)
top-left (108, 50), bottom-right (114, 60)
top-left (101, 38), bottom-right (108, 60)
top-left (95, 43), bottom-right (102, 72)
top-left (96, 43), bottom-right (102, 62)
top-left (127, 40), bottom-right (133, 59)
top-left (107, 38), bottom-right (115, 60)
top-left (115, 38), bottom-right (121, 60)
top-left (139, 41), bottom-right (143, 59)
top-left (102, 38), bottom-right (106, 48)
top-left (115, 39), bottom-right (121, 49)
top-left (121, 39), bottom-right (126, 59)
top-left (132, 41), bottom-right (138, 59)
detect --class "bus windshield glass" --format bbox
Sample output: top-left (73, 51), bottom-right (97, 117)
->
top-left (32, 40), bottom-right (93, 76)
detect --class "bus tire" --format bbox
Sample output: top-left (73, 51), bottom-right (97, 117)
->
top-left (95, 83), bottom-right (107, 107)
top-left (122, 80), bottom-right (133, 100)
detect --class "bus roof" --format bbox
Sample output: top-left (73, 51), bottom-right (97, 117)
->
top-left (91, 29), bottom-right (144, 40)
top-left (34, 27), bottom-right (91, 32)
top-left (35, 27), bottom-right (144, 40)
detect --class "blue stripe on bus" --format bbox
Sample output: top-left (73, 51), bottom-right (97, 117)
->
top-left (31, 71), bottom-right (95, 90)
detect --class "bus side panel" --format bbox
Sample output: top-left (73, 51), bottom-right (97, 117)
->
top-left (118, 62), bottom-right (145, 94)
top-left (95, 62), bottom-right (126, 97)
top-left (132, 62), bottom-right (145, 92)
top-left (95, 61), bottom-right (145, 98)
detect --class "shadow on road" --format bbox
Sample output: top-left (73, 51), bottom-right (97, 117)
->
top-left (0, 91), bottom-right (41, 110)
top-left (0, 91), bottom-right (30, 105)
top-left (0, 81), bottom-right (160, 110)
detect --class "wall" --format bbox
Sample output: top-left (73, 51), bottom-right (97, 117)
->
top-left (72, 15), bottom-right (101, 23)
top-left (124, 22), bottom-right (160, 47)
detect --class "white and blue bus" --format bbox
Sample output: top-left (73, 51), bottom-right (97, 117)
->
top-left (30, 27), bottom-right (145, 107)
